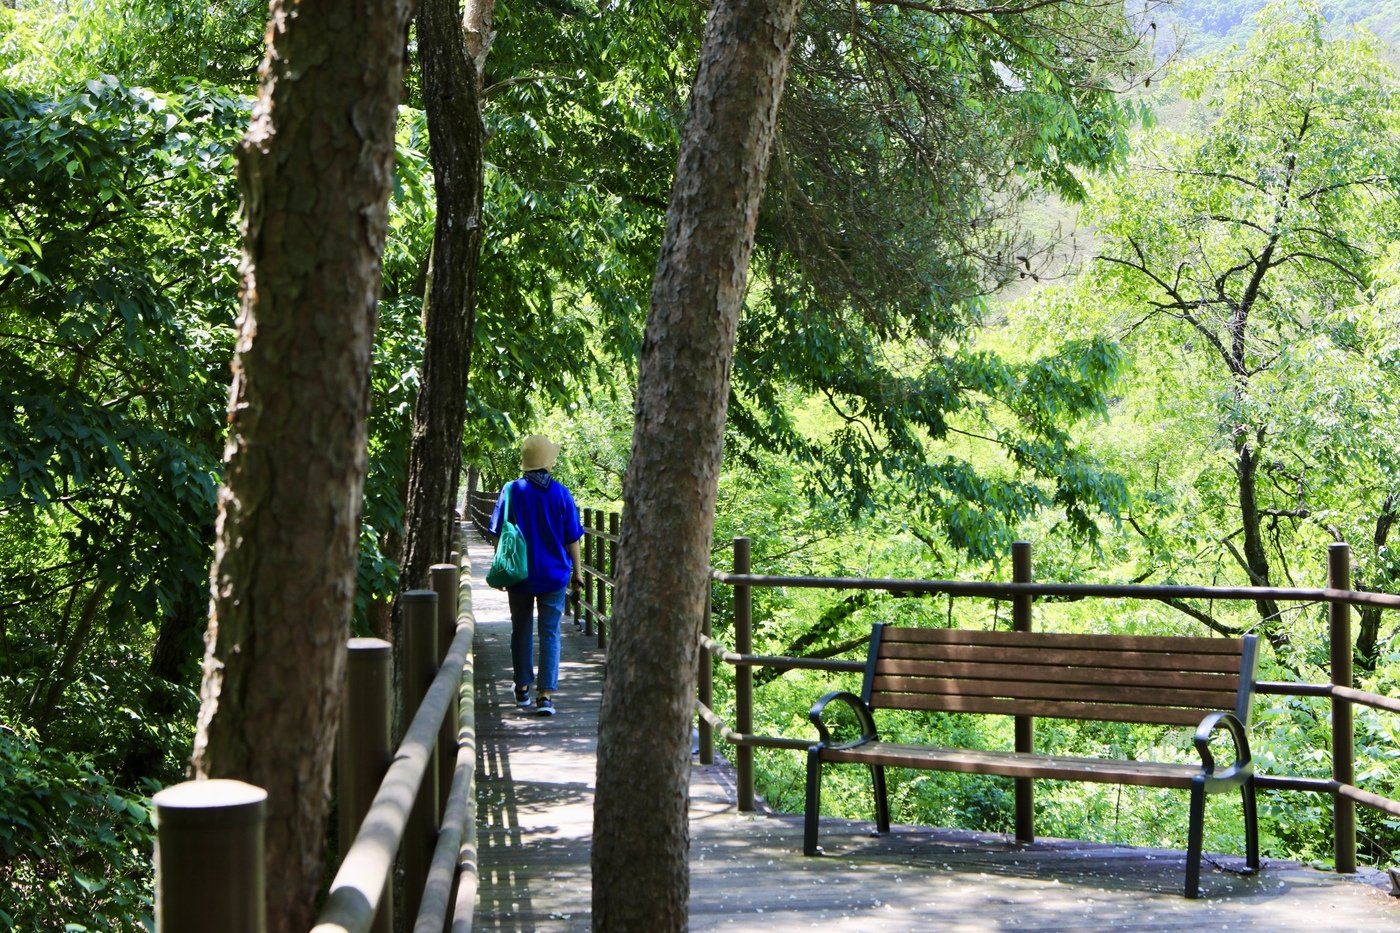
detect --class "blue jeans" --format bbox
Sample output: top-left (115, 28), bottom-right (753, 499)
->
top-left (508, 588), bottom-right (565, 693)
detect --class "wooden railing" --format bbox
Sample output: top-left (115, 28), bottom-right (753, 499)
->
top-left (577, 507), bottom-right (618, 647)
top-left (698, 536), bottom-right (1400, 879)
top-left (151, 535), bottom-right (478, 933)
top-left (539, 506), bottom-right (1400, 880)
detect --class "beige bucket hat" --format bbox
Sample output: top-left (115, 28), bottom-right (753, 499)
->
top-left (521, 434), bottom-right (561, 471)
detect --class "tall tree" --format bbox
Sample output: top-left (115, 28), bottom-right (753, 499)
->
top-left (592, 0), bottom-right (802, 928)
top-left (397, 0), bottom-right (494, 597)
top-left (188, 1), bottom-right (416, 929)
top-left (1060, 1), bottom-right (1400, 655)
top-left (593, 1), bottom-right (1151, 925)
top-left (731, 0), bottom-right (1151, 558)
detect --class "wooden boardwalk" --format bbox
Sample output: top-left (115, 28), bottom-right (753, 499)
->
top-left (464, 534), bottom-right (1400, 931)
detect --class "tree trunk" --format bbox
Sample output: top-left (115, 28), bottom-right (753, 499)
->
top-left (30, 577), bottom-right (113, 733)
top-left (1355, 496), bottom-right (1397, 673)
top-left (396, 0), bottom-right (491, 597)
top-left (591, 1), bottom-right (800, 929)
top-left (149, 575), bottom-right (208, 687)
top-left (1234, 433), bottom-right (1283, 633)
top-left (189, 1), bottom-right (415, 929)
top-left (121, 576), bottom-right (208, 783)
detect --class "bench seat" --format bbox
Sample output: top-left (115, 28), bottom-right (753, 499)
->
top-left (803, 624), bottom-right (1262, 898)
top-left (819, 741), bottom-right (1244, 788)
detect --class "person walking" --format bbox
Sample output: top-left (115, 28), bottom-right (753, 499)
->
top-left (489, 434), bottom-right (584, 716)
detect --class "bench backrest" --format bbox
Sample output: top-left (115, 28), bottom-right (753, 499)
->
top-left (863, 625), bottom-right (1259, 727)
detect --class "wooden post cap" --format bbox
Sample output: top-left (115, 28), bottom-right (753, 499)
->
top-left (154, 779), bottom-right (267, 826)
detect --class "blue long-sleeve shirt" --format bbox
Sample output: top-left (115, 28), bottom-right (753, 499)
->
top-left (489, 478), bottom-right (584, 595)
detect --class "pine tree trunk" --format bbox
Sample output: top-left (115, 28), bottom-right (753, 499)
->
top-left (396, 0), bottom-right (491, 599)
top-left (189, 1), bottom-right (415, 929)
top-left (591, 1), bottom-right (800, 928)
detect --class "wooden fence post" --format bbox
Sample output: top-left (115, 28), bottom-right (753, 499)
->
top-left (583, 508), bottom-right (595, 636)
top-left (734, 536), bottom-right (754, 812)
top-left (1012, 540), bottom-right (1034, 843)
top-left (594, 509), bottom-right (608, 648)
top-left (401, 589), bottom-right (439, 925)
top-left (153, 779), bottom-right (268, 933)
top-left (340, 638), bottom-right (393, 933)
top-left (1330, 542), bottom-right (1356, 873)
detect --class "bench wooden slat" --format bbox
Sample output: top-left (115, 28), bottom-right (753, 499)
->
top-left (875, 658), bottom-right (1241, 692)
top-left (879, 626), bottom-right (1245, 655)
top-left (820, 742), bottom-right (1201, 788)
top-left (868, 692), bottom-right (1211, 726)
top-left (870, 674), bottom-right (1240, 711)
top-left (878, 642), bottom-right (1245, 674)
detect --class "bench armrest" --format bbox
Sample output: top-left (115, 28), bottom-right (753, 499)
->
top-left (1193, 710), bottom-right (1254, 783)
top-left (809, 690), bottom-right (878, 749)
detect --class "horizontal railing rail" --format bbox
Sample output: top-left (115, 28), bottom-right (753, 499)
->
top-left (693, 699), bottom-right (813, 751)
top-left (467, 488), bottom-right (494, 538)
top-left (708, 570), bottom-right (1400, 610)
top-left (698, 634), bottom-right (864, 674)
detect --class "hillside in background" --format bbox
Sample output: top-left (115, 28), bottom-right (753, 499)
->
top-left (1168, 0), bottom-right (1400, 54)
top-left (1008, 0), bottom-right (1400, 295)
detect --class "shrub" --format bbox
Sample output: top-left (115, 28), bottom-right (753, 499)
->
top-left (0, 725), bottom-right (152, 932)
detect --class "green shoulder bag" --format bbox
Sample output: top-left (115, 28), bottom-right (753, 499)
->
top-left (486, 483), bottom-right (529, 589)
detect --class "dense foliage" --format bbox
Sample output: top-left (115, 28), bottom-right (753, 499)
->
top-left (0, 17), bottom-right (246, 927)
top-left (0, 725), bottom-right (152, 932)
top-left (730, 0), bottom-right (1154, 559)
top-left (2, 0), bottom-right (1399, 926)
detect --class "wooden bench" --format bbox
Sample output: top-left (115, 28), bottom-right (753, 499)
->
top-left (804, 624), bottom-right (1261, 898)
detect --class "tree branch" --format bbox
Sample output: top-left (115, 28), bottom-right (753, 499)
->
top-left (1162, 596), bottom-right (1243, 637)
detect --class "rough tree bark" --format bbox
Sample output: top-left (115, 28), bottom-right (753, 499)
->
top-left (396, 0), bottom-right (493, 597)
top-left (189, 1), bottom-right (415, 929)
top-left (1234, 429), bottom-right (1283, 628)
top-left (1355, 495), bottom-right (1397, 673)
top-left (591, 1), bottom-right (801, 929)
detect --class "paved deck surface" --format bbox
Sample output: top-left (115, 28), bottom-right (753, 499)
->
top-left (465, 532), bottom-right (1400, 931)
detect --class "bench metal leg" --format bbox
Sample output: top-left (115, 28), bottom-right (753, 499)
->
top-left (871, 763), bottom-right (890, 834)
top-left (1185, 778), bottom-right (1206, 898)
top-left (804, 748), bottom-right (822, 856)
top-left (1242, 777), bottom-right (1260, 872)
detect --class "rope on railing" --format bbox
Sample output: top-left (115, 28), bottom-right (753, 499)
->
top-left (693, 699), bottom-right (811, 751)
top-left (698, 634), bottom-right (863, 673)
